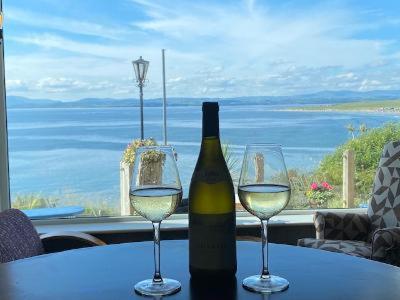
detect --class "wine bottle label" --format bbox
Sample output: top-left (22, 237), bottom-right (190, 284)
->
top-left (189, 212), bottom-right (236, 270)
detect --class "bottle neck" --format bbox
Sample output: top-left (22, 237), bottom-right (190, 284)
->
top-left (199, 137), bottom-right (226, 171)
top-left (200, 137), bottom-right (222, 155)
top-left (202, 109), bottom-right (219, 138)
top-left (200, 104), bottom-right (223, 161)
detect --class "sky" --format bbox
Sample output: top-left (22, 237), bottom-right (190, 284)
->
top-left (3, 0), bottom-right (400, 100)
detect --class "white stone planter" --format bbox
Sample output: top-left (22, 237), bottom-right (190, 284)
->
top-left (120, 161), bottom-right (133, 216)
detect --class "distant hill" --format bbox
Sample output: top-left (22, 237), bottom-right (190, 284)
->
top-left (7, 96), bottom-right (59, 108)
top-left (6, 90), bottom-right (400, 108)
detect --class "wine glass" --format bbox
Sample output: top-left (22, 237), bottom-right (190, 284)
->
top-left (130, 146), bottom-right (182, 296)
top-left (238, 144), bottom-right (291, 293)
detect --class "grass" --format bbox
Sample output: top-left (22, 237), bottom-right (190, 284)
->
top-left (290, 99), bottom-right (400, 112)
top-left (222, 142), bottom-right (240, 185)
top-left (316, 122), bottom-right (400, 202)
top-left (12, 194), bottom-right (119, 217)
top-left (13, 169), bottom-right (340, 215)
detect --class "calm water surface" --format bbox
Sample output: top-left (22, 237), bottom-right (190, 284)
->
top-left (7, 105), bottom-right (399, 205)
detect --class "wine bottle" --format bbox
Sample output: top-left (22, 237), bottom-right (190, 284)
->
top-left (189, 102), bottom-right (237, 279)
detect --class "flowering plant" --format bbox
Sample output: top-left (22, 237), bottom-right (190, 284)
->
top-left (306, 181), bottom-right (335, 208)
top-left (122, 138), bottom-right (158, 165)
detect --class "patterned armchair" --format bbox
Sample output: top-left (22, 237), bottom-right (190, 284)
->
top-left (0, 209), bottom-right (106, 263)
top-left (298, 141), bottom-right (400, 266)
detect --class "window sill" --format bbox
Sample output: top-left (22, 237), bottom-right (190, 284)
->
top-left (34, 208), bottom-right (366, 235)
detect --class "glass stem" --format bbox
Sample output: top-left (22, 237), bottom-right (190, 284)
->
top-left (152, 221), bottom-right (163, 283)
top-left (261, 219), bottom-right (270, 279)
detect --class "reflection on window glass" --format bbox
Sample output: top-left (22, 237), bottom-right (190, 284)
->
top-left (4, 0), bottom-right (400, 216)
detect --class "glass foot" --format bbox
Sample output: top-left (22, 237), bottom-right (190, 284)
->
top-left (134, 278), bottom-right (181, 296)
top-left (243, 274), bottom-right (289, 293)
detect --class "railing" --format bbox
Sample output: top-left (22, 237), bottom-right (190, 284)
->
top-left (120, 150), bottom-right (360, 212)
top-left (343, 149), bottom-right (355, 208)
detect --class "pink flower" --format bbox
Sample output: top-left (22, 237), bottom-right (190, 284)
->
top-left (310, 182), bottom-right (319, 190)
top-left (321, 181), bottom-right (333, 190)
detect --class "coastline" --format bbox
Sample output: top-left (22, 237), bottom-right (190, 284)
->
top-left (280, 108), bottom-right (400, 114)
top-left (278, 99), bottom-right (400, 114)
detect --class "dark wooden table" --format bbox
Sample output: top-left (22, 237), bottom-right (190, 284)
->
top-left (1, 240), bottom-right (400, 300)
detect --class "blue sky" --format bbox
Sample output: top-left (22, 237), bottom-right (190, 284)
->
top-left (3, 0), bottom-right (400, 100)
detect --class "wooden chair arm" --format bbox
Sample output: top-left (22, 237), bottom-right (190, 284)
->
top-left (40, 231), bottom-right (106, 254)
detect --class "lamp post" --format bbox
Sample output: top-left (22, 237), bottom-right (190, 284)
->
top-left (132, 56), bottom-right (149, 140)
top-left (161, 49), bottom-right (167, 145)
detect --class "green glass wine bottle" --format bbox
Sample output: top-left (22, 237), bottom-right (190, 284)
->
top-left (189, 102), bottom-right (237, 280)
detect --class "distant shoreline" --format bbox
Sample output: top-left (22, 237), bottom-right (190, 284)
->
top-left (281, 108), bottom-right (400, 114)
top-left (282, 99), bottom-right (400, 114)
top-left (9, 106), bottom-right (400, 115)
top-left (7, 91), bottom-right (400, 109)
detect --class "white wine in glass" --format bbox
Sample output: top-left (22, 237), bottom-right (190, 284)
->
top-left (238, 144), bottom-right (291, 293)
top-left (130, 146), bottom-right (182, 297)
top-left (130, 187), bottom-right (182, 223)
top-left (238, 184), bottom-right (290, 220)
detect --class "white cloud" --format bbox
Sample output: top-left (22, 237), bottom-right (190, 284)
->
top-left (36, 77), bottom-right (88, 93)
top-left (6, 7), bottom-right (131, 40)
top-left (5, 0), bottom-right (400, 99)
top-left (131, 0), bottom-right (386, 68)
top-left (168, 77), bottom-right (183, 83)
top-left (10, 34), bottom-right (135, 59)
top-left (6, 79), bottom-right (27, 91)
top-left (336, 73), bottom-right (358, 80)
top-left (7, 76), bottom-right (138, 100)
top-left (359, 79), bottom-right (382, 91)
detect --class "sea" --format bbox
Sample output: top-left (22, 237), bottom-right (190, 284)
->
top-left (7, 105), bottom-right (400, 207)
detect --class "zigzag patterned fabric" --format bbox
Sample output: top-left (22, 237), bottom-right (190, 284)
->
top-left (314, 211), bottom-right (370, 241)
top-left (298, 238), bottom-right (371, 258)
top-left (298, 141), bottom-right (400, 266)
top-left (372, 227), bottom-right (400, 264)
top-left (368, 141), bottom-right (400, 232)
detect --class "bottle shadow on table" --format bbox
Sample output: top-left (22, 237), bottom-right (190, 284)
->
top-left (190, 276), bottom-right (237, 300)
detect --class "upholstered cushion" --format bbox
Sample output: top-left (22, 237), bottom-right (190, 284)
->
top-left (298, 238), bottom-right (371, 258)
top-left (371, 227), bottom-right (400, 266)
top-left (368, 141), bottom-right (400, 232)
top-left (0, 209), bottom-right (44, 263)
top-left (314, 211), bottom-right (370, 241)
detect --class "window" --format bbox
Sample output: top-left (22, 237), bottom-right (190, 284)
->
top-left (3, 0), bottom-right (400, 218)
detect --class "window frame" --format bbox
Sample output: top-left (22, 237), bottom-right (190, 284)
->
top-left (0, 2), bottom-right (10, 212)
top-left (30, 208), bottom-right (367, 228)
top-left (0, 44), bottom-right (368, 221)
top-left (0, 2), bottom-right (369, 220)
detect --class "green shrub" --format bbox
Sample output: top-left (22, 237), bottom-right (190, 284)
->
top-left (13, 194), bottom-right (59, 209)
top-left (316, 122), bottom-right (400, 200)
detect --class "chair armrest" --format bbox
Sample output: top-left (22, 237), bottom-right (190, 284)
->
top-left (314, 211), bottom-right (370, 241)
top-left (40, 231), bottom-right (106, 254)
top-left (371, 227), bottom-right (400, 266)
